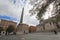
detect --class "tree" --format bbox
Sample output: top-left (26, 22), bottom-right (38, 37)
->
top-left (0, 27), bottom-right (3, 32)
top-left (0, 27), bottom-right (3, 35)
top-left (5, 25), bottom-right (15, 35)
top-left (29, 0), bottom-right (60, 23)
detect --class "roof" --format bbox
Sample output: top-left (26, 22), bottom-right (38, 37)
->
top-left (0, 19), bottom-right (17, 24)
top-left (17, 23), bottom-right (29, 26)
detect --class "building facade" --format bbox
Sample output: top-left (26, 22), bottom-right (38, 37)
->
top-left (0, 19), bottom-right (17, 31)
top-left (36, 24), bottom-right (43, 32)
top-left (36, 20), bottom-right (57, 32)
top-left (17, 23), bottom-right (29, 34)
top-left (29, 26), bottom-right (36, 33)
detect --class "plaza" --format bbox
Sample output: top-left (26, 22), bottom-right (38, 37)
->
top-left (0, 32), bottom-right (60, 40)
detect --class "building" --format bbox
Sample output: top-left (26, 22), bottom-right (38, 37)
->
top-left (17, 23), bottom-right (29, 34)
top-left (0, 19), bottom-right (17, 35)
top-left (29, 26), bottom-right (36, 33)
top-left (44, 21), bottom-right (57, 31)
top-left (36, 24), bottom-right (43, 32)
top-left (0, 19), bottom-right (17, 31)
top-left (36, 19), bottom-right (57, 32)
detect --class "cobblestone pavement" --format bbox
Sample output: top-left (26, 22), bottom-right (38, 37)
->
top-left (0, 32), bottom-right (60, 40)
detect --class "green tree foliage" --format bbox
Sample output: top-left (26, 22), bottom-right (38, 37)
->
top-left (6, 25), bottom-right (15, 33)
top-left (0, 27), bottom-right (3, 35)
top-left (0, 27), bottom-right (3, 32)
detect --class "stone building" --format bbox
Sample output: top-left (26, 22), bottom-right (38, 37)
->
top-left (44, 21), bottom-right (57, 31)
top-left (36, 24), bottom-right (43, 32)
top-left (36, 19), bottom-right (57, 32)
top-left (29, 26), bottom-right (36, 33)
top-left (0, 19), bottom-right (17, 31)
top-left (0, 19), bottom-right (17, 35)
top-left (17, 23), bottom-right (29, 34)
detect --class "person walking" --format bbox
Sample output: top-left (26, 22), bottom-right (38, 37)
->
top-left (54, 30), bottom-right (57, 35)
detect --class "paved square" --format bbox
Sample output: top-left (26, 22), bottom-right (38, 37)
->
top-left (24, 32), bottom-right (60, 40)
top-left (0, 32), bottom-right (60, 40)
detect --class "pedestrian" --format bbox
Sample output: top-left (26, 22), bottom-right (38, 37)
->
top-left (54, 30), bottom-right (57, 35)
top-left (0, 31), bottom-right (1, 35)
top-left (24, 31), bottom-right (25, 33)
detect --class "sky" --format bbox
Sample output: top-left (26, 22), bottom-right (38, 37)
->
top-left (0, 0), bottom-right (39, 26)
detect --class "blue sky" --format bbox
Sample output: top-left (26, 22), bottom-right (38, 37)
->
top-left (0, 0), bottom-right (39, 26)
top-left (0, 15), bottom-right (17, 22)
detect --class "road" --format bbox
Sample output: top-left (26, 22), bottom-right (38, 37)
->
top-left (0, 32), bottom-right (60, 40)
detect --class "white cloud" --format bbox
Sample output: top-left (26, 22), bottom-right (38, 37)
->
top-left (0, 0), bottom-right (22, 21)
top-left (0, 0), bottom-right (39, 26)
